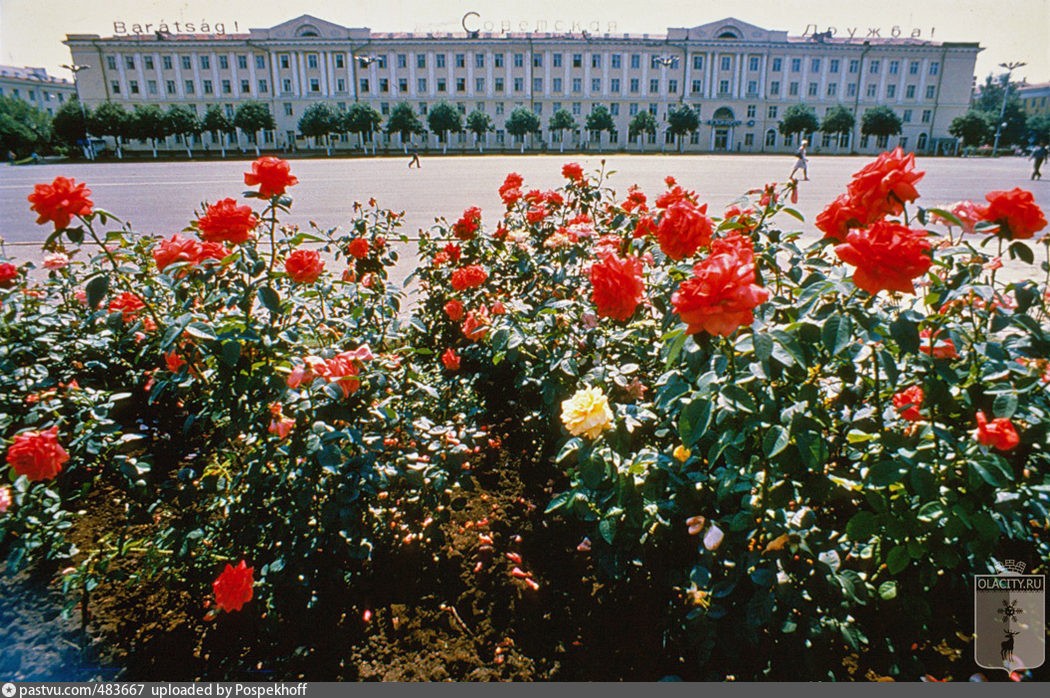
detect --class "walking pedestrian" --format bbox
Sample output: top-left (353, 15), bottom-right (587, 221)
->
top-left (789, 139), bottom-right (809, 181)
top-left (408, 145), bottom-right (421, 168)
top-left (1031, 143), bottom-right (1047, 180)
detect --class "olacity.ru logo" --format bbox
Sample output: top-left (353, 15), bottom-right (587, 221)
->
top-left (974, 560), bottom-right (1045, 673)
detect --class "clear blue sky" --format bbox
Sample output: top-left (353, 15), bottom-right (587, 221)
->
top-left (1, 0), bottom-right (1047, 84)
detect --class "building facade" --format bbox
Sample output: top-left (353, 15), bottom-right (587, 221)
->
top-left (64, 15), bottom-right (980, 154)
top-left (1017, 82), bottom-right (1050, 117)
top-left (0, 66), bottom-right (75, 116)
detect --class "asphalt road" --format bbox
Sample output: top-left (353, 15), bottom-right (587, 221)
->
top-left (3, 154), bottom-right (1048, 287)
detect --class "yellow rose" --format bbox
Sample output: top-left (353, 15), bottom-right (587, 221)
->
top-left (561, 386), bottom-right (614, 439)
top-left (673, 445), bottom-right (691, 462)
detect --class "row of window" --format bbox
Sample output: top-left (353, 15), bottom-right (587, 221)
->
top-left (0, 86), bottom-right (68, 102)
top-left (105, 52), bottom-right (941, 79)
top-left (111, 78), bottom-right (269, 96)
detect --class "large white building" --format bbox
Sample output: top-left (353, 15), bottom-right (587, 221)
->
top-left (0, 66), bottom-right (75, 116)
top-left (64, 15), bottom-right (980, 155)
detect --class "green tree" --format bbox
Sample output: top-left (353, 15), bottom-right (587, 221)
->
top-left (666, 104), bottom-right (700, 153)
top-left (585, 105), bottom-right (615, 152)
top-left (628, 110), bottom-right (658, 152)
top-left (820, 105), bottom-right (855, 151)
top-left (166, 105), bottom-right (201, 158)
top-left (298, 102), bottom-right (341, 156)
top-left (504, 106), bottom-right (541, 153)
top-left (0, 96), bottom-right (51, 158)
top-left (51, 98), bottom-right (91, 155)
top-left (949, 110), bottom-right (993, 147)
top-left (386, 102), bottom-right (426, 153)
top-left (547, 109), bottom-right (577, 153)
top-left (861, 106), bottom-right (903, 149)
top-left (200, 105), bottom-right (233, 158)
top-left (233, 100), bottom-right (275, 157)
top-left (465, 109), bottom-right (493, 153)
top-left (778, 104), bottom-right (819, 143)
top-left (88, 101), bottom-right (131, 158)
top-left (343, 103), bottom-right (382, 154)
top-left (426, 101), bottom-right (463, 155)
top-left (1027, 112), bottom-right (1050, 146)
top-left (130, 104), bottom-right (170, 158)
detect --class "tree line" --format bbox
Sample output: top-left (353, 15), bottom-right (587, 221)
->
top-left (948, 74), bottom-right (1050, 150)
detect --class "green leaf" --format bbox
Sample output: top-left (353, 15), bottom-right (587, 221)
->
top-left (257, 286), bottom-right (281, 313)
top-left (762, 425), bottom-right (789, 457)
top-left (544, 492), bottom-right (570, 514)
top-left (822, 315), bottom-right (852, 357)
top-left (886, 545), bottom-right (910, 574)
top-left (555, 437), bottom-right (583, 464)
top-left (846, 511), bottom-right (878, 541)
top-left (185, 322), bottom-right (217, 340)
top-left (889, 316), bottom-right (919, 355)
top-left (664, 328), bottom-right (689, 368)
top-left (1009, 241), bottom-right (1034, 265)
top-left (678, 398), bottom-right (713, 448)
top-left (578, 450), bottom-right (606, 490)
top-left (221, 340), bottom-right (241, 367)
top-left (878, 581), bottom-right (898, 600)
top-left (85, 274), bottom-right (110, 309)
top-left (598, 517), bottom-right (618, 544)
top-left (754, 332), bottom-right (773, 362)
top-left (993, 393), bottom-right (1018, 419)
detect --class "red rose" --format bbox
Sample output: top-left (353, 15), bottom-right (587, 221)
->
top-left (590, 252), bottom-right (645, 323)
top-left (622, 188), bottom-right (648, 213)
top-left (672, 243), bottom-right (770, 336)
top-left (196, 241), bottom-right (231, 264)
top-left (462, 308), bottom-right (489, 341)
top-left (526, 205), bottom-right (549, 224)
top-left (499, 173), bottom-right (524, 204)
top-left (431, 251), bottom-right (451, 267)
top-left (980, 188), bottom-right (1047, 240)
top-left (544, 190), bottom-right (564, 207)
top-left (244, 156), bottom-right (298, 197)
top-left (0, 262), bottom-right (19, 289)
top-left (453, 206), bottom-right (482, 240)
top-left (834, 221), bottom-right (932, 295)
top-left (919, 329), bottom-right (958, 359)
top-left (165, 351), bottom-right (187, 373)
top-left (441, 348), bottom-right (461, 371)
top-left (346, 238), bottom-right (369, 259)
top-left (975, 411), bottom-right (1019, 451)
top-left (108, 292), bottom-right (146, 322)
top-left (562, 162), bottom-right (584, 182)
top-left (655, 185), bottom-right (697, 209)
top-left (153, 234), bottom-right (202, 271)
top-left (6, 426), bottom-right (68, 482)
top-left (450, 265), bottom-right (488, 291)
top-left (443, 243), bottom-right (461, 263)
top-left (444, 299), bottom-right (465, 322)
top-left (815, 194), bottom-right (867, 242)
top-left (27, 177), bottom-right (93, 230)
top-left (633, 216), bottom-right (656, 239)
top-left (846, 147), bottom-right (925, 221)
top-left (284, 249), bottom-right (324, 283)
top-left (657, 201), bottom-right (714, 261)
top-left (213, 560), bottom-right (254, 612)
top-left (197, 199), bottom-right (258, 245)
top-left (892, 386), bottom-right (924, 421)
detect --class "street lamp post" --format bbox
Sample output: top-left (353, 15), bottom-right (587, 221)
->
top-left (991, 61), bottom-right (1026, 155)
top-left (61, 63), bottom-right (93, 160)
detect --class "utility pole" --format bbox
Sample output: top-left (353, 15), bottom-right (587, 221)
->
top-left (61, 63), bottom-right (94, 160)
top-left (991, 61), bottom-right (1026, 155)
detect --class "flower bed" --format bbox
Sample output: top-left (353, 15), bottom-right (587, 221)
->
top-left (1, 152), bottom-right (1048, 680)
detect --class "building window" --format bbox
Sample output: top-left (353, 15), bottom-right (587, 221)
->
top-left (720, 79), bottom-right (731, 94)
top-left (494, 53), bottom-right (504, 68)
top-left (610, 103), bottom-right (619, 115)
top-left (848, 59), bottom-right (859, 74)
top-left (475, 54), bottom-right (485, 69)
top-left (611, 54), bottom-right (621, 69)
top-left (125, 56), bottom-right (136, 70)
top-left (200, 55), bottom-right (210, 70)
top-left (493, 78), bottom-right (503, 92)
top-left (436, 54), bottom-right (446, 68)
top-left (829, 59), bottom-right (839, 73)
top-left (282, 78), bottom-right (292, 93)
top-left (379, 78), bottom-right (389, 92)
top-left (921, 109), bottom-right (932, 123)
top-left (889, 60), bottom-right (899, 75)
top-left (722, 55), bottom-right (732, 71)
top-left (573, 78), bottom-right (583, 93)
top-left (593, 78), bottom-right (602, 92)
top-left (747, 80), bottom-right (758, 95)
top-left (225, 104), bottom-right (234, 117)
top-left (610, 78), bottom-right (620, 92)
top-left (553, 77), bottom-right (563, 92)
top-left (283, 103), bottom-right (293, 116)
top-left (380, 103), bottom-right (389, 115)
top-left (178, 56), bottom-right (190, 70)
top-left (455, 54), bottom-right (466, 68)
top-left (766, 129), bottom-right (776, 146)
top-left (240, 79), bottom-right (250, 93)
top-left (573, 53), bottom-right (583, 68)
top-left (537, 78), bottom-right (545, 92)
top-left (669, 79), bottom-right (678, 93)
top-left (630, 54), bottom-right (640, 69)
top-left (847, 83), bottom-right (857, 97)
top-left (917, 132), bottom-right (928, 150)
top-left (909, 61), bottom-right (920, 75)
top-left (142, 56), bottom-right (153, 70)
top-left (810, 58), bottom-right (821, 72)
top-left (750, 56), bottom-right (761, 71)
top-left (183, 80), bottom-right (193, 94)
top-left (744, 133), bottom-right (754, 146)
top-left (237, 55), bottom-right (247, 70)
top-left (866, 84), bottom-right (877, 98)
top-left (826, 83), bottom-right (838, 97)
top-left (906, 84), bottom-right (916, 99)
top-left (629, 103), bottom-right (639, 115)
top-left (220, 79), bottom-right (231, 94)
top-left (148, 80), bottom-right (158, 94)
top-left (129, 80), bottom-right (139, 94)
top-left (416, 54), bottom-right (426, 69)
top-left (772, 57), bottom-right (782, 72)
top-left (360, 79), bottom-right (370, 93)
top-left (376, 56), bottom-right (387, 69)
top-left (474, 77), bottom-right (485, 92)
top-left (396, 54), bottom-right (407, 69)
top-left (310, 78), bottom-right (320, 93)
top-left (572, 102), bottom-right (582, 115)
top-left (202, 80), bottom-right (213, 95)
top-left (788, 82), bottom-right (799, 96)
top-left (691, 79), bottom-right (703, 94)
top-left (876, 134), bottom-right (889, 148)
top-left (769, 81), bottom-right (780, 96)
top-left (255, 55), bottom-right (266, 69)
top-left (887, 84), bottom-right (896, 99)
top-left (630, 78), bottom-right (639, 93)
top-left (258, 79), bottom-right (268, 93)
top-left (929, 62), bottom-right (939, 75)
top-left (166, 80), bottom-right (176, 94)
top-left (514, 78), bottom-right (524, 92)
top-left (418, 78), bottom-right (427, 92)
top-left (514, 53), bottom-right (524, 67)
top-left (860, 135), bottom-right (870, 148)
top-left (552, 53), bottom-right (563, 68)
top-left (790, 58), bottom-right (801, 72)
top-left (163, 56), bottom-right (173, 70)
top-left (869, 60), bottom-right (880, 74)
top-left (692, 54), bottom-right (704, 70)
top-left (925, 85), bottom-right (936, 99)
top-left (399, 78), bottom-right (408, 92)
top-left (333, 54), bottom-right (344, 69)
top-left (456, 78), bottom-right (466, 92)
top-left (650, 79), bottom-right (660, 93)
top-left (746, 104), bottom-right (756, 117)
top-left (808, 82), bottom-right (818, 97)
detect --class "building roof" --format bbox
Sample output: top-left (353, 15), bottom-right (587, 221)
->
top-left (0, 65), bottom-right (72, 85)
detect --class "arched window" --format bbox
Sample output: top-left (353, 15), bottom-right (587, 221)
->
top-left (715, 26), bottom-right (741, 39)
top-left (296, 25), bottom-right (320, 37)
top-left (917, 132), bottom-right (928, 151)
top-left (765, 129), bottom-right (777, 146)
top-left (713, 106), bottom-right (735, 120)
